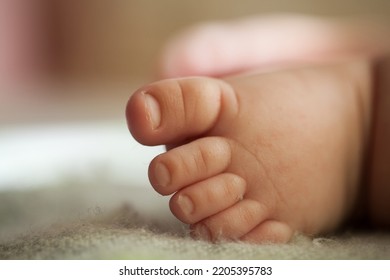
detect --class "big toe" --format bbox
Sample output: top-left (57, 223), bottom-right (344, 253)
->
top-left (126, 77), bottom-right (238, 146)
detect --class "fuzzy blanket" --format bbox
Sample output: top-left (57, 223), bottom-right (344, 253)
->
top-left (1, 182), bottom-right (389, 260)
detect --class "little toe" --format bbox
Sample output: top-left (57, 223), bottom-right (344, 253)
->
top-left (148, 136), bottom-right (232, 195)
top-left (170, 173), bottom-right (246, 224)
top-left (126, 77), bottom-right (238, 146)
top-left (191, 199), bottom-right (268, 242)
top-left (240, 220), bottom-right (294, 244)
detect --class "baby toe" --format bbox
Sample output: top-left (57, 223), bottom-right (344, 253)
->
top-left (191, 199), bottom-right (269, 242)
top-left (148, 136), bottom-right (233, 195)
top-left (170, 173), bottom-right (246, 224)
top-left (240, 220), bottom-right (294, 244)
top-left (126, 77), bottom-right (237, 146)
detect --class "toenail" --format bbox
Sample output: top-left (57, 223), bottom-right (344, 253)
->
top-left (193, 224), bottom-right (211, 241)
top-left (154, 162), bottom-right (170, 187)
top-left (177, 195), bottom-right (194, 215)
top-left (144, 93), bottom-right (161, 129)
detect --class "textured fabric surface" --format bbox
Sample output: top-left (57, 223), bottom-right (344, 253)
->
top-left (1, 183), bottom-right (389, 260)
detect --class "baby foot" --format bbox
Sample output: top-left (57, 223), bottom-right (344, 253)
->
top-left (126, 60), bottom-right (372, 243)
top-left (158, 14), bottom-right (389, 78)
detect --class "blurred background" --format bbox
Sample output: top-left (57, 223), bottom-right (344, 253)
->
top-left (0, 0), bottom-right (389, 190)
top-left (2, 0), bottom-right (390, 85)
top-left (51, 0), bottom-right (390, 83)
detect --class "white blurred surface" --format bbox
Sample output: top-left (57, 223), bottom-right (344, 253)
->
top-left (0, 120), bottom-right (164, 190)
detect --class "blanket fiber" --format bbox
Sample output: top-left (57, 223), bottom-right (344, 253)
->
top-left (0, 181), bottom-right (389, 260)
